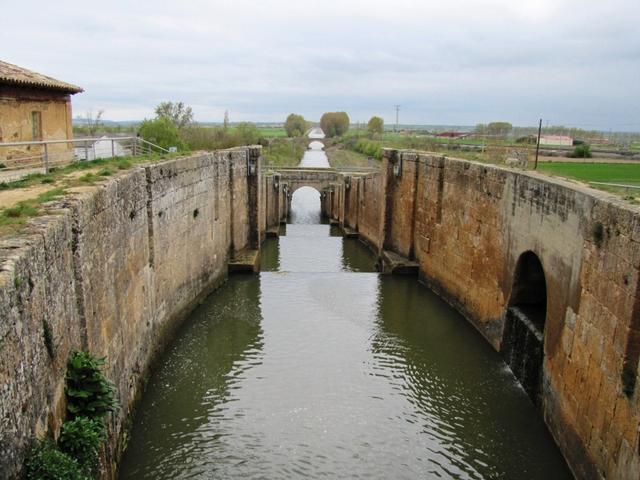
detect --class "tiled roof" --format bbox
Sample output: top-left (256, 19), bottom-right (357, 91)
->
top-left (0, 60), bottom-right (83, 94)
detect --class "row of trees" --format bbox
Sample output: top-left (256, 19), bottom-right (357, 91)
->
top-left (284, 112), bottom-right (384, 138)
top-left (139, 103), bottom-right (388, 150)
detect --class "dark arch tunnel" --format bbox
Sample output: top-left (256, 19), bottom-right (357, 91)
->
top-left (501, 251), bottom-right (547, 406)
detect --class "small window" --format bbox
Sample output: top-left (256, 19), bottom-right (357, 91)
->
top-left (31, 111), bottom-right (42, 140)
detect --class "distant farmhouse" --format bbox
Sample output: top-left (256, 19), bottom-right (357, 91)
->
top-left (435, 131), bottom-right (470, 139)
top-left (539, 135), bottom-right (573, 147)
top-left (0, 60), bottom-right (83, 165)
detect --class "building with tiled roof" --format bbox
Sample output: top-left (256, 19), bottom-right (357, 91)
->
top-left (0, 60), bottom-right (83, 94)
top-left (0, 60), bottom-right (83, 165)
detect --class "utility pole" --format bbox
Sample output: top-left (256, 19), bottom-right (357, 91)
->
top-left (534, 118), bottom-right (542, 170)
top-left (394, 105), bottom-right (401, 133)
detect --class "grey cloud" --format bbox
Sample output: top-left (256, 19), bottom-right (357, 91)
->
top-left (2, 0), bottom-right (638, 129)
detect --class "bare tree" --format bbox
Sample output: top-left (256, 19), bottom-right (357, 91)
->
top-left (155, 101), bottom-right (194, 129)
top-left (84, 109), bottom-right (104, 136)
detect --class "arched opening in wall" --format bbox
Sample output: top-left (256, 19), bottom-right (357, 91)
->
top-left (290, 186), bottom-right (321, 224)
top-left (501, 251), bottom-right (547, 406)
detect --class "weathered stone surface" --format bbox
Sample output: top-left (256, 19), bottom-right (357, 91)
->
top-left (0, 148), bottom-right (260, 478)
top-left (320, 149), bottom-right (640, 480)
top-left (3, 145), bottom-right (640, 480)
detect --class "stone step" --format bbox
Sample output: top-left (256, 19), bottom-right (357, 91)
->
top-left (343, 227), bottom-right (359, 238)
top-left (380, 250), bottom-right (419, 275)
top-left (228, 249), bottom-right (260, 273)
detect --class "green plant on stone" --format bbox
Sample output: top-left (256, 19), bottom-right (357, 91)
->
top-left (3, 203), bottom-right (39, 219)
top-left (59, 417), bottom-right (106, 475)
top-left (116, 159), bottom-right (132, 170)
top-left (25, 440), bottom-right (87, 480)
top-left (79, 173), bottom-right (98, 183)
top-left (66, 351), bottom-right (117, 419)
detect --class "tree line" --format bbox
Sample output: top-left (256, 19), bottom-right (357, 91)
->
top-left (284, 112), bottom-right (385, 138)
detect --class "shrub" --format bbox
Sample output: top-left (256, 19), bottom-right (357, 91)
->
top-left (570, 144), bottom-right (592, 158)
top-left (25, 440), bottom-right (86, 480)
top-left (352, 139), bottom-right (382, 160)
top-left (66, 351), bottom-right (117, 419)
top-left (138, 117), bottom-right (186, 151)
top-left (59, 417), bottom-right (106, 475)
top-left (234, 122), bottom-right (261, 145)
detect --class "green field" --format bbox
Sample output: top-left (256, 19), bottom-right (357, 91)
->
top-left (537, 162), bottom-right (640, 184)
top-left (537, 162), bottom-right (640, 199)
top-left (257, 127), bottom-right (287, 138)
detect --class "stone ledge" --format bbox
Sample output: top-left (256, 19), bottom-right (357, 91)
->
top-left (380, 250), bottom-right (419, 275)
top-left (228, 249), bottom-right (260, 273)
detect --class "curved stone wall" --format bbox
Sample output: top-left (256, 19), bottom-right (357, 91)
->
top-left (326, 149), bottom-right (640, 479)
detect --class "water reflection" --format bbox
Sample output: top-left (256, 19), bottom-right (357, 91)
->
top-left (290, 187), bottom-right (321, 224)
top-left (119, 276), bottom-right (264, 478)
top-left (371, 276), bottom-right (572, 478)
top-left (298, 138), bottom-right (329, 168)
top-left (119, 129), bottom-right (571, 479)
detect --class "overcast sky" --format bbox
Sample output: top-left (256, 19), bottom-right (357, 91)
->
top-left (3, 0), bottom-right (639, 129)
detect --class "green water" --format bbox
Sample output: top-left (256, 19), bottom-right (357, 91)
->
top-left (119, 186), bottom-right (572, 479)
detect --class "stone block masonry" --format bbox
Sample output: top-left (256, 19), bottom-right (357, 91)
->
top-left (3, 143), bottom-right (640, 479)
top-left (326, 149), bottom-right (640, 479)
top-left (0, 147), bottom-right (261, 478)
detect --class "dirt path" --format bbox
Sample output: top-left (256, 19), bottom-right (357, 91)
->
top-left (0, 185), bottom-right (53, 208)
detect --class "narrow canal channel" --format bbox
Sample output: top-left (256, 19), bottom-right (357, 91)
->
top-left (119, 137), bottom-right (572, 479)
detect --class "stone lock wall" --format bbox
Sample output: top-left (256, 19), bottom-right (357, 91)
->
top-left (0, 147), bottom-right (261, 478)
top-left (3, 144), bottom-right (640, 479)
top-left (330, 149), bottom-right (640, 479)
top-left (260, 173), bottom-right (288, 232)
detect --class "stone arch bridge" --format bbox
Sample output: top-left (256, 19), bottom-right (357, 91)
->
top-left (267, 166), bottom-right (378, 218)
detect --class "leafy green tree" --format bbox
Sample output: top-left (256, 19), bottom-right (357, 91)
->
top-left (320, 112), bottom-right (350, 137)
top-left (367, 116), bottom-right (384, 135)
top-left (138, 117), bottom-right (187, 151)
top-left (284, 113), bottom-right (306, 137)
top-left (154, 101), bottom-right (194, 129)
